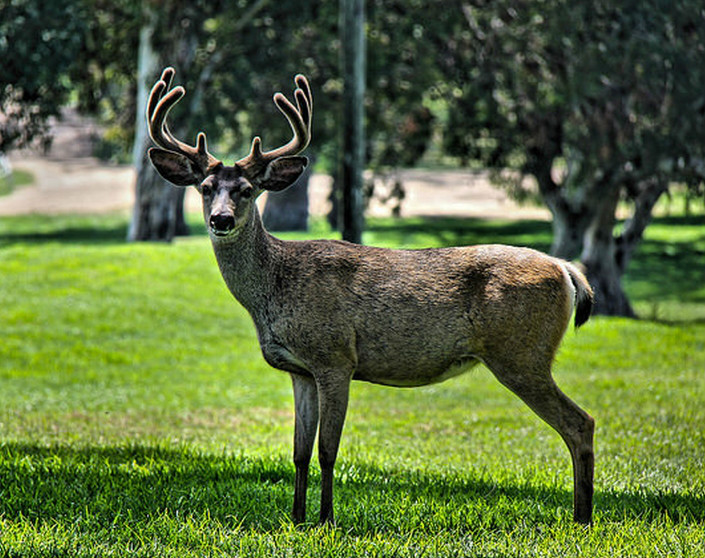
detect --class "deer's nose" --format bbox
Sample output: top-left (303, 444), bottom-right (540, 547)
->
top-left (209, 213), bottom-right (235, 236)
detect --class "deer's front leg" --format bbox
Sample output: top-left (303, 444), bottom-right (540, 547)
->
top-left (291, 374), bottom-right (319, 524)
top-left (315, 370), bottom-right (352, 525)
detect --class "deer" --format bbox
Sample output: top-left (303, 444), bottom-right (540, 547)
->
top-left (146, 67), bottom-right (595, 526)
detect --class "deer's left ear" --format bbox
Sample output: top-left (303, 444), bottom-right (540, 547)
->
top-left (260, 156), bottom-right (308, 192)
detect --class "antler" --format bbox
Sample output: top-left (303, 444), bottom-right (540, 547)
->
top-left (235, 74), bottom-right (313, 179)
top-left (146, 67), bottom-right (221, 173)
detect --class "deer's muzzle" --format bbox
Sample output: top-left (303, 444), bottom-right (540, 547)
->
top-left (209, 213), bottom-right (236, 236)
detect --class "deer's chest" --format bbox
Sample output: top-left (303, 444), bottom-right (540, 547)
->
top-left (259, 336), bottom-right (313, 377)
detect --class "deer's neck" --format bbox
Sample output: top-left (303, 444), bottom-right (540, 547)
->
top-left (209, 205), bottom-right (281, 314)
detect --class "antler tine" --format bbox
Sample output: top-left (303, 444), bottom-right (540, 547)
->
top-left (294, 74), bottom-right (312, 129)
top-left (146, 67), bottom-right (220, 173)
top-left (236, 75), bottom-right (313, 179)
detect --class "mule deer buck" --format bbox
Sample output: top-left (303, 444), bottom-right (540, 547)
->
top-left (146, 67), bottom-right (595, 525)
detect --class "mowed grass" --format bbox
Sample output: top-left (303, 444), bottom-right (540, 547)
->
top-left (1, 213), bottom-right (704, 556)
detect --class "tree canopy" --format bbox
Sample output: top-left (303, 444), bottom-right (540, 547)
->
top-left (3, 0), bottom-right (704, 314)
top-left (0, 0), bottom-right (85, 152)
top-left (434, 0), bottom-right (705, 314)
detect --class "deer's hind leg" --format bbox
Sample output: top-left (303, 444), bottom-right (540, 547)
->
top-left (484, 354), bottom-right (594, 524)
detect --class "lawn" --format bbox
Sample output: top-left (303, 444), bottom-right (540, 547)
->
top-left (1, 213), bottom-right (704, 556)
top-left (0, 169), bottom-right (34, 197)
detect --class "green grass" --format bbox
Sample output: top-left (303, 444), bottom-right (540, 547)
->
top-left (1, 213), bottom-right (704, 556)
top-left (0, 169), bottom-right (34, 196)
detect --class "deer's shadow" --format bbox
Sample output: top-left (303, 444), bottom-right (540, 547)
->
top-left (1, 442), bottom-right (702, 532)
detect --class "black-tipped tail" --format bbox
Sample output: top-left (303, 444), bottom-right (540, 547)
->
top-left (566, 263), bottom-right (594, 328)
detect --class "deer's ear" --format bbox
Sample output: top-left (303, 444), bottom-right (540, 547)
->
top-left (148, 148), bottom-right (200, 187)
top-left (260, 156), bottom-right (308, 192)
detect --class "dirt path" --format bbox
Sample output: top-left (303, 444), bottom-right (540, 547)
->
top-left (1, 110), bottom-right (549, 220)
top-left (0, 156), bottom-right (136, 217)
top-left (1, 157), bottom-right (550, 221)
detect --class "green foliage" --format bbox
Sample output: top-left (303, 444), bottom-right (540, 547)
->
top-left (59, 1), bottom-right (444, 174)
top-left (0, 214), bottom-right (704, 555)
top-left (163, 1), bottom-right (442, 175)
top-left (68, 0), bottom-right (141, 155)
top-left (0, 0), bottom-right (86, 151)
top-left (436, 0), bottom-right (705, 193)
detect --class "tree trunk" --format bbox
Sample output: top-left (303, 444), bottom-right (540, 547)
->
top-left (327, 167), bottom-right (340, 231)
top-left (580, 188), bottom-right (636, 317)
top-left (549, 205), bottom-right (593, 260)
top-left (339, 0), bottom-right (366, 244)
top-left (127, 6), bottom-right (188, 242)
top-left (533, 158), bottom-right (593, 260)
top-left (582, 242), bottom-right (636, 317)
top-left (262, 155), bottom-right (313, 231)
top-left (128, 150), bottom-right (184, 242)
top-left (580, 178), bottom-right (667, 317)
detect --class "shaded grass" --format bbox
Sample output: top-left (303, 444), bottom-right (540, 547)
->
top-left (364, 215), bottom-right (554, 253)
top-left (1, 212), bottom-right (704, 556)
top-left (623, 215), bottom-right (705, 321)
top-left (2, 441), bottom-right (704, 556)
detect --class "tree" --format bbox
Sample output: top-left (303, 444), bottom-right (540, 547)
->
top-left (212, 1), bottom-right (440, 235)
top-left (63, 1), bottom-right (440, 239)
top-left (46, 0), bottom-right (181, 241)
top-left (129, 0), bottom-right (324, 240)
top-left (436, 0), bottom-right (705, 316)
top-left (363, 1), bottom-right (439, 216)
top-left (0, 0), bottom-right (86, 152)
top-left (128, 0), bottom-right (231, 241)
top-left (127, 3), bottom-right (175, 241)
top-left (243, 2), bottom-right (340, 233)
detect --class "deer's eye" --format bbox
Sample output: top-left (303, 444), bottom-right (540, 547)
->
top-left (239, 187), bottom-right (253, 199)
top-left (201, 184), bottom-right (212, 197)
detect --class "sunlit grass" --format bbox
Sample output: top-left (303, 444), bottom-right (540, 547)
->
top-left (1, 213), bottom-right (704, 556)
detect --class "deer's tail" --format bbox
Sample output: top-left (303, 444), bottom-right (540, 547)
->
top-left (565, 262), bottom-right (594, 328)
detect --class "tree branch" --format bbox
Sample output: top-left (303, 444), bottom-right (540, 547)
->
top-left (615, 177), bottom-right (668, 273)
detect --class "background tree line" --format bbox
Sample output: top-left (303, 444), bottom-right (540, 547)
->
top-left (2, 0), bottom-right (704, 316)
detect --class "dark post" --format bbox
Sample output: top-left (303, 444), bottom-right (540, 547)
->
top-left (339, 0), bottom-right (366, 244)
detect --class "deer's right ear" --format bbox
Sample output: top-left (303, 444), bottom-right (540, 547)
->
top-left (148, 147), bottom-right (200, 187)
